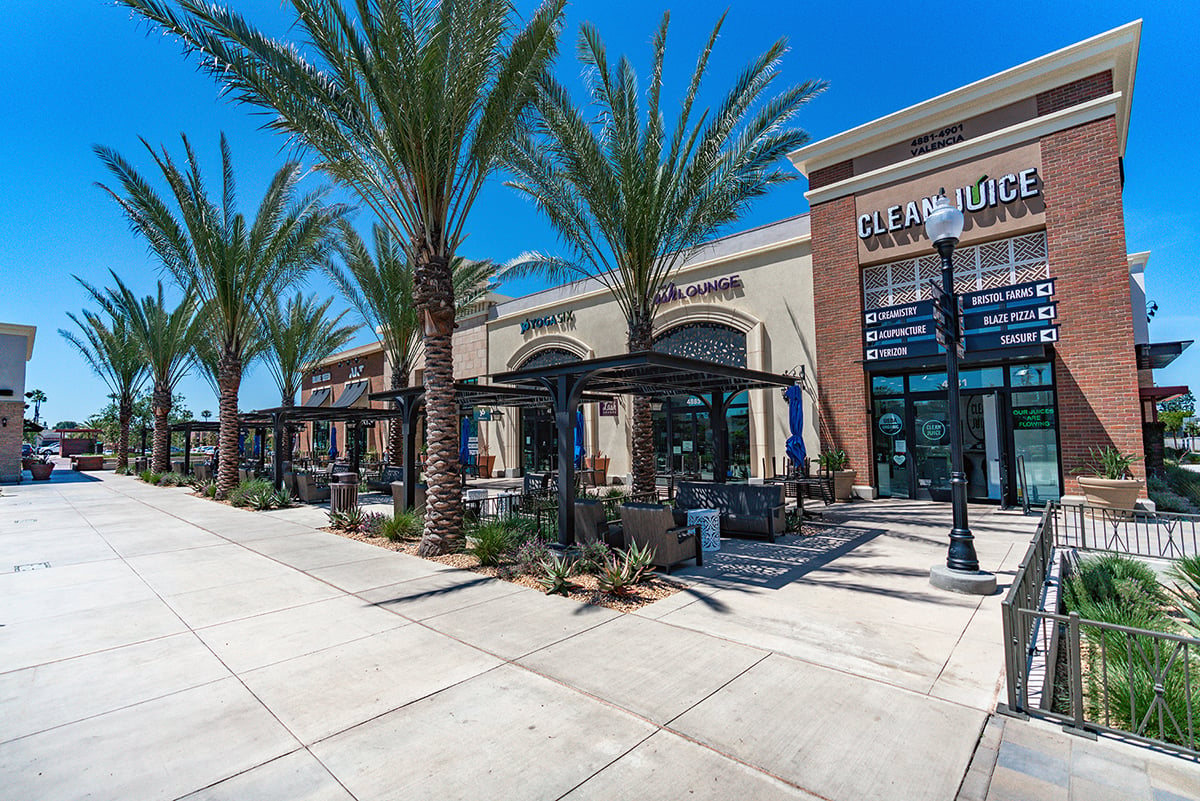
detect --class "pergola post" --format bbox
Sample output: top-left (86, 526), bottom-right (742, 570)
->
top-left (183, 426), bottom-right (192, 475)
top-left (543, 372), bottom-right (591, 547)
top-left (399, 395), bottom-right (423, 511)
top-left (272, 412), bottom-right (285, 491)
top-left (709, 391), bottom-right (731, 484)
top-left (349, 421), bottom-right (361, 474)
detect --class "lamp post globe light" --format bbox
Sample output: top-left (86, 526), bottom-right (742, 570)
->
top-left (926, 190), bottom-right (997, 595)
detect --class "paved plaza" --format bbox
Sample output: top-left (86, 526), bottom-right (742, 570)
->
top-left (1, 468), bottom-right (1196, 800)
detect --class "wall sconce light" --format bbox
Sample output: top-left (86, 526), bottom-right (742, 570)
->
top-left (1, 416), bottom-right (8, 427)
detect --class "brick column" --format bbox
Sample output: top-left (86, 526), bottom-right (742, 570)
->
top-left (1041, 116), bottom-right (1145, 491)
top-left (0, 400), bottom-right (25, 483)
top-left (811, 195), bottom-right (873, 483)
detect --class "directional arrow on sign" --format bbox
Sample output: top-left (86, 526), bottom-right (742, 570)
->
top-left (865, 312), bottom-right (877, 325)
top-left (962, 302), bottom-right (1057, 332)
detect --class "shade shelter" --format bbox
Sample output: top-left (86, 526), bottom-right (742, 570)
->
top-left (169, 420), bottom-right (220, 474)
top-left (369, 382), bottom-right (613, 510)
top-left (492, 351), bottom-right (795, 546)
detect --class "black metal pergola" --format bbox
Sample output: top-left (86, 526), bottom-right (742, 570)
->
top-left (491, 350), bottom-right (796, 546)
top-left (369, 381), bottom-right (613, 511)
top-left (169, 417), bottom-right (276, 475)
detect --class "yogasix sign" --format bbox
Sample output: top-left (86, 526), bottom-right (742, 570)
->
top-left (520, 310), bottom-right (575, 334)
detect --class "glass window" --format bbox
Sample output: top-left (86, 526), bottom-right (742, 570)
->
top-left (872, 375), bottom-right (904, 396)
top-left (872, 398), bottom-right (909, 498)
top-left (1011, 389), bottom-right (1060, 503)
top-left (1010, 363), bottom-right (1053, 387)
top-left (959, 367), bottom-right (1005, 390)
top-left (909, 372), bottom-right (948, 393)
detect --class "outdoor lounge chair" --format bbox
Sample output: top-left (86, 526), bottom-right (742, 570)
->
top-left (619, 502), bottom-right (702, 572)
top-left (673, 481), bottom-right (786, 543)
top-left (574, 499), bottom-right (622, 548)
top-left (295, 472), bottom-right (331, 504)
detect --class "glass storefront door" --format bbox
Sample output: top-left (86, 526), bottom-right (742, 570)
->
top-left (873, 397), bottom-right (909, 498)
top-left (521, 407), bottom-right (557, 472)
top-left (870, 363), bottom-right (1061, 504)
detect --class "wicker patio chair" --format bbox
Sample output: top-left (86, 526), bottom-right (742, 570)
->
top-left (619, 502), bottom-right (702, 572)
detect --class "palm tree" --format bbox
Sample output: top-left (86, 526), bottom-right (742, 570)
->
top-left (260, 292), bottom-right (358, 465)
top-left (95, 133), bottom-right (343, 498)
top-left (59, 304), bottom-right (148, 470)
top-left (328, 221), bottom-right (496, 465)
top-left (117, 0), bottom-right (566, 553)
top-left (78, 274), bottom-right (202, 473)
top-left (24, 389), bottom-right (46, 426)
top-left (503, 13), bottom-right (824, 495)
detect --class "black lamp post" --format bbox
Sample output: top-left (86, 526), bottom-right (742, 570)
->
top-left (925, 191), bottom-right (995, 594)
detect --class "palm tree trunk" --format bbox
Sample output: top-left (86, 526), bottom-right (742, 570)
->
top-left (281, 397), bottom-right (294, 467)
top-left (151, 384), bottom-right (171, 473)
top-left (415, 254), bottom-right (462, 557)
top-left (388, 363), bottom-right (408, 464)
top-left (215, 351), bottom-right (242, 499)
top-left (628, 319), bottom-right (656, 496)
top-left (117, 394), bottom-right (132, 471)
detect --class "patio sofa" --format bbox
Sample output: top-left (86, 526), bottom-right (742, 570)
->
top-left (363, 465), bottom-right (404, 493)
top-left (295, 472), bottom-right (331, 504)
top-left (672, 481), bottom-right (786, 543)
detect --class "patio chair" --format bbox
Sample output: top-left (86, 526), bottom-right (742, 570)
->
top-left (619, 502), bottom-right (702, 572)
top-left (574, 499), bottom-right (622, 548)
top-left (295, 472), bottom-right (331, 504)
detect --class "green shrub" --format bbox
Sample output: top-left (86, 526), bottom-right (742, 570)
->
top-left (597, 556), bottom-right (636, 596)
top-left (623, 540), bottom-right (656, 584)
top-left (537, 552), bottom-right (576, 596)
top-left (1079, 446), bottom-right (1140, 479)
top-left (139, 470), bottom-right (162, 484)
top-left (1164, 464), bottom-right (1200, 507)
top-left (1166, 555), bottom-right (1200, 638)
top-left (515, 537), bottom-right (552, 573)
top-left (1064, 554), bottom-right (1167, 616)
top-left (228, 478), bottom-right (272, 508)
top-left (467, 521), bottom-right (520, 567)
top-left (381, 511), bottom-right (422, 541)
top-left (158, 472), bottom-right (183, 487)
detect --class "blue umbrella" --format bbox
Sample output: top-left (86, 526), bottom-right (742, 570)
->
top-left (459, 417), bottom-right (471, 467)
top-left (238, 430), bottom-right (245, 457)
top-left (574, 408), bottom-right (586, 469)
top-left (329, 426), bottom-right (339, 460)
top-left (784, 384), bottom-right (807, 470)
top-left (253, 433), bottom-right (261, 457)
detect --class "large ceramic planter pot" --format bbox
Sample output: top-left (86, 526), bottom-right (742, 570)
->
top-left (477, 455), bottom-right (496, 478)
top-left (586, 456), bottom-right (610, 486)
top-left (29, 463), bottom-right (55, 481)
top-left (834, 469), bottom-right (857, 501)
top-left (1077, 476), bottom-right (1143, 511)
top-left (22, 458), bottom-right (36, 471)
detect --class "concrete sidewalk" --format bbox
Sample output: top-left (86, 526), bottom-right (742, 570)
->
top-left (1, 472), bottom-right (1195, 799)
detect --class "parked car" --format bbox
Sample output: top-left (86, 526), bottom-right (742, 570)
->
top-left (21, 443), bottom-right (34, 458)
top-left (38, 442), bottom-right (60, 456)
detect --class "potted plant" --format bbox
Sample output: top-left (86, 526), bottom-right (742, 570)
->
top-left (586, 452), bottom-right (610, 486)
top-left (29, 454), bottom-right (55, 481)
top-left (1076, 446), bottom-right (1143, 510)
top-left (476, 438), bottom-right (495, 479)
top-left (819, 449), bottom-right (857, 501)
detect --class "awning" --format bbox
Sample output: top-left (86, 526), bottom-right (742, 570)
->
top-left (304, 387), bottom-right (331, 407)
top-left (1136, 341), bottom-right (1193, 370)
top-left (1139, 385), bottom-right (1190, 403)
top-left (332, 381), bottom-right (369, 408)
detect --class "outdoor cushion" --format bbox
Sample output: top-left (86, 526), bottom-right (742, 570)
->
top-left (673, 481), bottom-right (786, 543)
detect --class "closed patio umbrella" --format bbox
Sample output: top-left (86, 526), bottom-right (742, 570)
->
top-left (784, 384), bottom-right (806, 471)
top-left (238, 429), bottom-right (245, 457)
top-left (459, 417), bottom-right (471, 468)
top-left (574, 408), bottom-right (586, 469)
top-left (329, 425), bottom-right (339, 460)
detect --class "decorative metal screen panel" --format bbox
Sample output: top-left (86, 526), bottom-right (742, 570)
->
top-left (518, 348), bottom-right (582, 370)
top-left (862, 231), bottom-right (1048, 310)
top-left (652, 322), bottom-right (747, 367)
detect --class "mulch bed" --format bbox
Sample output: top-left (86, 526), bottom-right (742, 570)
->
top-left (326, 526), bottom-right (686, 613)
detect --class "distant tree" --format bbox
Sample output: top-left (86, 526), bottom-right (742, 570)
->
top-left (86, 392), bottom-right (193, 451)
top-left (24, 389), bottom-right (46, 425)
top-left (96, 133), bottom-right (342, 498)
top-left (1159, 391), bottom-right (1196, 415)
top-left (1161, 410), bottom-right (1187, 435)
top-left (53, 421), bottom-right (80, 430)
top-left (260, 292), bottom-right (358, 465)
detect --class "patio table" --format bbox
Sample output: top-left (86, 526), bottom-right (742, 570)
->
top-left (688, 507), bottom-right (722, 552)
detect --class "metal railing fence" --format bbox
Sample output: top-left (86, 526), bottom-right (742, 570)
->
top-left (1002, 502), bottom-right (1200, 756)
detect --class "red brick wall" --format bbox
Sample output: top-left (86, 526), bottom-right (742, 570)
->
top-left (1041, 115), bottom-right (1144, 492)
top-left (809, 159), bottom-right (854, 191)
top-left (0, 400), bottom-right (23, 483)
top-left (1036, 71), bottom-right (1113, 116)
top-left (811, 195), bottom-right (873, 483)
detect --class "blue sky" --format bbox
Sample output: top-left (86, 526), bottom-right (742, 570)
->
top-left (3, 1), bottom-right (1197, 425)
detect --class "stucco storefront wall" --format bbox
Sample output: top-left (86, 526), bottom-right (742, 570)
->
top-left (794, 22), bottom-right (1146, 494)
top-left (485, 222), bottom-right (819, 481)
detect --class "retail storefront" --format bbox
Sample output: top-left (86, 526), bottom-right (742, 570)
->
top-left (789, 20), bottom-right (1181, 503)
top-left (308, 21), bottom-right (1182, 502)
